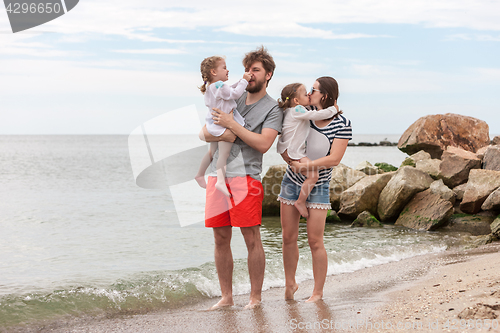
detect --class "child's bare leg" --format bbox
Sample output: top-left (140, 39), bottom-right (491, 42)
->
top-left (215, 141), bottom-right (233, 197)
top-left (195, 142), bottom-right (217, 188)
top-left (294, 157), bottom-right (319, 219)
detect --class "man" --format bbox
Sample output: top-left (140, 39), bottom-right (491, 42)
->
top-left (200, 46), bottom-right (283, 310)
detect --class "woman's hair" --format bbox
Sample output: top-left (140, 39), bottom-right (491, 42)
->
top-left (277, 83), bottom-right (303, 109)
top-left (242, 46), bottom-right (276, 87)
top-left (316, 76), bottom-right (339, 110)
top-left (199, 56), bottom-right (224, 94)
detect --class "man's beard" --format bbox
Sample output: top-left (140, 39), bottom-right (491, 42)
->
top-left (246, 78), bottom-right (266, 93)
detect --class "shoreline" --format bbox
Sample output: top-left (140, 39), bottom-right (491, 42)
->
top-left (4, 243), bottom-right (500, 333)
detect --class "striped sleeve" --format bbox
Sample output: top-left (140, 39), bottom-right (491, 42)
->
top-left (333, 115), bottom-right (352, 140)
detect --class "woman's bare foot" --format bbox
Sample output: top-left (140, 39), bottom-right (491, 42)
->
top-left (195, 175), bottom-right (206, 188)
top-left (285, 283), bottom-right (299, 300)
top-left (243, 299), bottom-right (261, 309)
top-left (215, 181), bottom-right (231, 197)
top-left (208, 298), bottom-right (234, 311)
top-left (294, 201), bottom-right (309, 218)
top-left (305, 294), bottom-right (322, 303)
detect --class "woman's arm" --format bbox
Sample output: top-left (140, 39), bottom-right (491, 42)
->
top-left (289, 138), bottom-right (349, 173)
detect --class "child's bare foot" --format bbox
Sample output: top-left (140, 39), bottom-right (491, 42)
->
top-left (195, 175), bottom-right (206, 188)
top-left (285, 283), bottom-right (299, 300)
top-left (208, 298), bottom-right (233, 311)
top-left (305, 294), bottom-right (322, 303)
top-left (294, 201), bottom-right (309, 218)
top-left (215, 181), bottom-right (231, 197)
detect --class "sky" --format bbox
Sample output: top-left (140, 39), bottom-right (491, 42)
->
top-left (1, 0), bottom-right (500, 135)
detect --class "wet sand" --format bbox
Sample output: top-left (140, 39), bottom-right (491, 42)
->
top-left (4, 243), bottom-right (500, 333)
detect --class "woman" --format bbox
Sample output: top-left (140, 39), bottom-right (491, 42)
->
top-left (278, 76), bottom-right (352, 302)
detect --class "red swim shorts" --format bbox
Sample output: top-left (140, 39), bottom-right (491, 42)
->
top-left (205, 175), bottom-right (264, 228)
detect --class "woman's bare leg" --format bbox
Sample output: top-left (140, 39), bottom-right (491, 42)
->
top-left (305, 208), bottom-right (328, 302)
top-left (280, 202), bottom-right (301, 300)
top-left (215, 141), bottom-right (232, 197)
top-left (294, 157), bottom-right (318, 219)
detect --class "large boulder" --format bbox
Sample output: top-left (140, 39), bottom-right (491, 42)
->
top-left (438, 146), bottom-right (482, 188)
top-left (491, 216), bottom-right (500, 237)
top-left (481, 187), bottom-right (500, 211)
top-left (416, 158), bottom-right (441, 179)
top-left (262, 164), bottom-right (287, 216)
top-left (351, 211), bottom-right (383, 228)
top-left (492, 136), bottom-right (500, 145)
top-left (338, 172), bottom-right (395, 219)
top-left (377, 166), bottom-right (434, 221)
top-left (395, 189), bottom-right (454, 231)
top-left (329, 164), bottom-right (366, 210)
top-left (460, 170), bottom-right (500, 214)
top-left (398, 114), bottom-right (490, 159)
top-left (430, 179), bottom-right (456, 205)
top-left (443, 214), bottom-right (494, 236)
top-left (483, 146), bottom-right (500, 171)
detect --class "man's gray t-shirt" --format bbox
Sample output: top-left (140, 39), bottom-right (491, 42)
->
top-left (207, 92), bottom-right (283, 181)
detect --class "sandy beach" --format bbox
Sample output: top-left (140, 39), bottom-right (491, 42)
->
top-left (4, 242), bottom-right (500, 333)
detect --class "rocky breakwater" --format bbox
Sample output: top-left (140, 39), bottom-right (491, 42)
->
top-left (261, 113), bottom-right (500, 244)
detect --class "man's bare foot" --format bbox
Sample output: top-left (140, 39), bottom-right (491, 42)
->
top-left (243, 299), bottom-right (261, 309)
top-left (195, 175), bottom-right (206, 189)
top-left (294, 201), bottom-right (309, 218)
top-left (215, 181), bottom-right (231, 197)
top-left (305, 294), bottom-right (322, 303)
top-left (208, 298), bottom-right (234, 311)
top-left (285, 283), bottom-right (299, 300)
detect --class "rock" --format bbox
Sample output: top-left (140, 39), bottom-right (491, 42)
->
top-left (492, 136), bottom-right (500, 145)
top-left (430, 179), bottom-right (456, 205)
top-left (326, 210), bottom-right (341, 223)
top-left (460, 170), bottom-right (500, 214)
top-left (416, 159), bottom-right (441, 179)
top-left (467, 234), bottom-right (498, 248)
top-left (398, 113), bottom-right (490, 158)
top-left (458, 303), bottom-right (500, 320)
top-left (262, 164), bottom-right (287, 216)
top-left (338, 172), bottom-right (395, 220)
top-left (375, 162), bottom-right (398, 173)
top-left (443, 214), bottom-right (494, 235)
top-left (399, 150), bottom-right (431, 168)
top-left (475, 145), bottom-right (489, 160)
top-left (395, 189), bottom-right (453, 231)
top-left (330, 164), bottom-right (366, 210)
top-left (483, 146), bottom-right (500, 171)
top-left (351, 211), bottom-right (383, 228)
top-left (453, 183), bottom-right (469, 201)
top-left (378, 166), bottom-right (434, 221)
top-left (356, 161), bottom-right (380, 175)
top-left (438, 146), bottom-right (481, 188)
top-left (491, 216), bottom-right (500, 237)
top-left (481, 187), bottom-right (500, 211)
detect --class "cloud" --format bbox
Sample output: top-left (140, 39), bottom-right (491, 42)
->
top-left (6, 0), bottom-right (497, 42)
top-left (114, 48), bottom-right (187, 55)
top-left (446, 34), bottom-right (500, 42)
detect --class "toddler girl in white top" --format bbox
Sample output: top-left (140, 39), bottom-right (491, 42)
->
top-left (277, 83), bottom-right (339, 218)
top-left (195, 56), bottom-right (251, 197)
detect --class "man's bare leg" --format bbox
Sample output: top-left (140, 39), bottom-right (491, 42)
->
top-left (240, 225), bottom-right (265, 309)
top-left (209, 226), bottom-right (234, 310)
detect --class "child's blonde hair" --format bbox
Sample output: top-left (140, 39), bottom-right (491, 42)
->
top-left (277, 83), bottom-right (303, 109)
top-left (199, 56), bottom-right (225, 94)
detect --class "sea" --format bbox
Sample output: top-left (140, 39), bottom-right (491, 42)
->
top-left (0, 135), bottom-right (472, 327)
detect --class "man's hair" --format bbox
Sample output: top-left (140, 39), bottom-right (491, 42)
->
top-left (242, 46), bottom-right (276, 86)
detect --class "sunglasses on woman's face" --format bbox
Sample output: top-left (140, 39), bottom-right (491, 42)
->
top-left (310, 87), bottom-right (321, 94)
